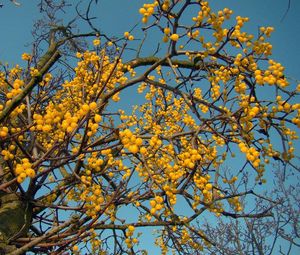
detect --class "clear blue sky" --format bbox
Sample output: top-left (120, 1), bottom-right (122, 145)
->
top-left (1, 1), bottom-right (299, 254)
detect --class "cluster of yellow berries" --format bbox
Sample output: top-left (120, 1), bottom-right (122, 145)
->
top-left (80, 169), bottom-right (94, 187)
top-left (244, 105), bottom-right (260, 120)
top-left (194, 174), bottom-right (212, 190)
top-left (212, 134), bottom-right (225, 146)
top-left (230, 16), bottom-right (251, 46)
top-left (252, 33), bottom-right (273, 55)
top-left (10, 103), bottom-right (26, 117)
top-left (83, 102), bottom-right (98, 113)
top-left (1, 126), bottom-right (22, 140)
top-left (87, 156), bottom-right (104, 172)
top-left (32, 113), bottom-right (53, 133)
top-left (259, 26), bottom-right (274, 37)
top-left (139, 1), bottom-right (157, 23)
top-left (199, 104), bottom-right (209, 113)
top-left (75, 51), bottom-right (100, 63)
top-left (163, 184), bottom-right (177, 205)
top-left (254, 61), bottom-right (288, 87)
top-left (235, 80), bottom-right (247, 94)
top-left (61, 112), bottom-right (78, 133)
top-left (292, 112), bottom-right (300, 128)
top-left (60, 103), bottom-right (99, 134)
top-left (180, 228), bottom-right (191, 245)
top-left (0, 2), bottom-right (298, 252)
top-left (1, 145), bottom-right (15, 160)
top-left (210, 81), bottom-right (221, 100)
top-left (149, 195), bottom-right (164, 214)
top-left (0, 126), bottom-right (9, 138)
top-left (235, 16), bottom-right (249, 29)
top-left (183, 114), bottom-right (196, 127)
top-left (178, 149), bottom-right (202, 169)
top-left (119, 129), bottom-right (143, 154)
top-left (148, 135), bottom-right (162, 150)
top-left (193, 87), bottom-right (203, 100)
top-left (80, 184), bottom-right (105, 217)
top-left (30, 67), bottom-right (40, 77)
top-left (167, 164), bottom-right (185, 182)
top-left (29, 47), bottom-right (129, 147)
top-left (233, 53), bottom-right (249, 68)
top-left (161, 0), bottom-right (171, 11)
top-left (162, 27), bottom-right (171, 42)
top-left (213, 66), bottom-right (232, 84)
top-left (239, 142), bottom-right (260, 168)
top-left (191, 3), bottom-right (233, 44)
top-left (161, 26), bottom-right (179, 43)
top-left (192, 1), bottom-right (211, 24)
top-left (125, 225), bottom-right (138, 248)
top-left (15, 158), bottom-right (35, 183)
top-left (21, 52), bottom-right (32, 61)
top-left (123, 31), bottom-right (134, 41)
top-left (187, 29), bottom-right (200, 39)
top-left (273, 95), bottom-right (298, 114)
top-left (39, 73), bottom-right (52, 86)
top-left (6, 79), bottom-right (24, 99)
top-left (210, 11), bottom-right (233, 40)
top-left (126, 225), bottom-right (135, 235)
top-left (87, 121), bottom-right (99, 137)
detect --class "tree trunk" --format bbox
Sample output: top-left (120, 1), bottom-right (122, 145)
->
top-left (0, 192), bottom-right (32, 254)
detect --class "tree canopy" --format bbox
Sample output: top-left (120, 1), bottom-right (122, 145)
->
top-left (0, 1), bottom-right (299, 254)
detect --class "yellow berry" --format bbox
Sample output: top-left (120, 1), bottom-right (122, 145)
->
top-left (128, 225), bottom-right (135, 232)
top-left (129, 144), bottom-right (139, 154)
top-left (89, 102), bottom-right (97, 111)
top-left (140, 147), bottom-right (147, 154)
top-left (162, 35), bottom-right (169, 43)
top-left (82, 104), bottom-right (90, 112)
top-left (0, 130), bottom-right (7, 137)
top-left (94, 114), bottom-right (102, 122)
top-left (170, 33), bottom-right (179, 41)
top-left (26, 168), bottom-right (36, 178)
top-left (164, 27), bottom-right (171, 35)
top-left (93, 39), bottom-right (100, 46)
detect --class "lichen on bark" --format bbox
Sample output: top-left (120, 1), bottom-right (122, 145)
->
top-left (0, 192), bottom-right (32, 254)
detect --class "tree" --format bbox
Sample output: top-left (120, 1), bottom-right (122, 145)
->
top-left (0, 0), bottom-right (299, 254)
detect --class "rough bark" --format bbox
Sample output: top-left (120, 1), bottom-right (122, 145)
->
top-left (0, 192), bottom-right (32, 254)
